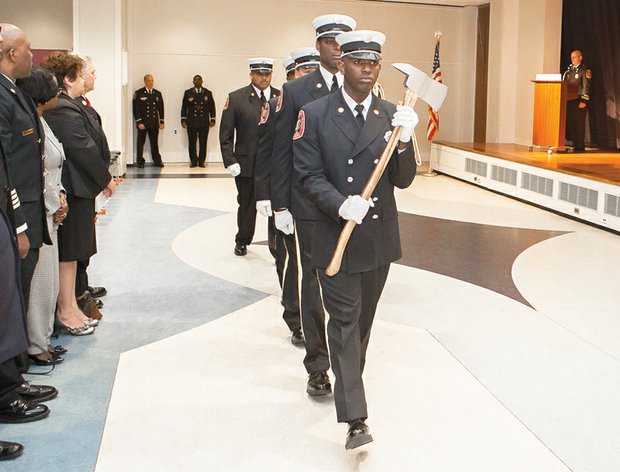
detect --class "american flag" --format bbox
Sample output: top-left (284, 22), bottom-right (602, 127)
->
top-left (427, 40), bottom-right (442, 141)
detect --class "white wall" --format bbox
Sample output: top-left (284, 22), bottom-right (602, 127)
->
top-left (126, 0), bottom-right (478, 164)
top-left (2, 0), bottom-right (73, 49)
top-left (486, 0), bottom-right (563, 145)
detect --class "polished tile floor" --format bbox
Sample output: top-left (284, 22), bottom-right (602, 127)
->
top-left (4, 164), bottom-right (620, 471)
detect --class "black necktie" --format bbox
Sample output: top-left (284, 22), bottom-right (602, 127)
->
top-left (354, 104), bottom-right (365, 129)
top-left (260, 91), bottom-right (266, 104)
top-left (331, 75), bottom-right (339, 93)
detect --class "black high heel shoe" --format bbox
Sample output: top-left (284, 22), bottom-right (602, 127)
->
top-left (28, 354), bottom-right (64, 366)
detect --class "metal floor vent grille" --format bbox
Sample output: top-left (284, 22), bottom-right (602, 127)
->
top-left (559, 182), bottom-right (598, 210)
top-left (521, 172), bottom-right (553, 197)
top-left (604, 193), bottom-right (620, 217)
top-left (465, 158), bottom-right (488, 177)
top-left (491, 165), bottom-right (517, 186)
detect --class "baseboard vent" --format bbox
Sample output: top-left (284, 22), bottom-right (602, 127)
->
top-left (559, 182), bottom-right (598, 210)
top-left (491, 165), bottom-right (517, 186)
top-left (521, 172), bottom-right (553, 197)
top-left (465, 158), bottom-right (488, 177)
top-left (604, 193), bottom-right (620, 217)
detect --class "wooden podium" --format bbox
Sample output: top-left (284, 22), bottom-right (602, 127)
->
top-left (532, 80), bottom-right (579, 148)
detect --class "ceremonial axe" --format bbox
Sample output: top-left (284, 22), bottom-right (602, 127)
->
top-left (325, 63), bottom-right (448, 276)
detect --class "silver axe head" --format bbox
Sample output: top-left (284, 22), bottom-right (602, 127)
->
top-left (392, 63), bottom-right (448, 111)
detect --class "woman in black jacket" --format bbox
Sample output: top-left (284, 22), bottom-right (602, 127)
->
top-left (42, 53), bottom-right (115, 335)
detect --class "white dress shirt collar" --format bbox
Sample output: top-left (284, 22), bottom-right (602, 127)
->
top-left (341, 88), bottom-right (372, 120)
top-left (319, 65), bottom-right (343, 91)
top-left (252, 85), bottom-right (271, 101)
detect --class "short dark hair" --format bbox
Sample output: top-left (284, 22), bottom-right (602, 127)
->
top-left (16, 67), bottom-right (57, 105)
top-left (40, 52), bottom-right (83, 91)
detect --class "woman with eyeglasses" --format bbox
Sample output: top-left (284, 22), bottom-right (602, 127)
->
top-left (41, 52), bottom-right (116, 337)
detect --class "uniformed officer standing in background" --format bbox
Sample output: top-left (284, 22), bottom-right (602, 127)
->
top-left (220, 58), bottom-right (280, 257)
top-left (294, 30), bottom-right (419, 450)
top-left (270, 14), bottom-right (356, 398)
top-left (132, 74), bottom-right (164, 168)
top-left (181, 75), bottom-right (216, 168)
top-left (563, 49), bottom-right (591, 152)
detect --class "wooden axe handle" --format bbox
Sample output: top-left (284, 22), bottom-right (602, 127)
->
top-left (325, 88), bottom-right (418, 277)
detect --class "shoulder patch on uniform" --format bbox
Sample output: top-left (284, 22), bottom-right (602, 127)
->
top-left (260, 103), bottom-right (270, 125)
top-left (586, 69), bottom-right (592, 79)
top-left (275, 91), bottom-right (283, 113)
top-left (223, 96), bottom-right (229, 110)
top-left (292, 110), bottom-right (305, 140)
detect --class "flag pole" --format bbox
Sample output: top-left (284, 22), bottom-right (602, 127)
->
top-left (423, 31), bottom-right (441, 177)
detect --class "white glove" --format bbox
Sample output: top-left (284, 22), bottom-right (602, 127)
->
top-left (227, 163), bottom-right (241, 177)
top-left (256, 200), bottom-right (273, 217)
top-left (274, 209), bottom-right (294, 235)
top-left (338, 195), bottom-right (374, 224)
top-left (391, 105), bottom-right (419, 143)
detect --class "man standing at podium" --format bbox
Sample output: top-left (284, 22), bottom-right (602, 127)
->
top-left (563, 50), bottom-right (591, 152)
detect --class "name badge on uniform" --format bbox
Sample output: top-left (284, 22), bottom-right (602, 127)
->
top-left (188, 97), bottom-right (195, 102)
top-left (140, 96), bottom-right (147, 101)
top-left (22, 128), bottom-right (34, 137)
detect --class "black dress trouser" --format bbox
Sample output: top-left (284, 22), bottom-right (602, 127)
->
top-left (566, 99), bottom-right (587, 150)
top-left (234, 176), bottom-right (256, 246)
top-left (187, 127), bottom-right (209, 165)
top-left (136, 127), bottom-right (162, 165)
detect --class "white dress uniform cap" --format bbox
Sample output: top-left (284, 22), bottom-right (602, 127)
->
top-left (248, 57), bottom-right (275, 72)
top-left (290, 47), bottom-right (320, 69)
top-left (312, 14), bottom-right (357, 39)
top-left (283, 56), bottom-right (296, 73)
top-left (336, 30), bottom-right (386, 61)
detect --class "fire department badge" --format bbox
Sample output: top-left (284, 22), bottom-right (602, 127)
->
top-left (292, 110), bottom-right (305, 140)
top-left (384, 130), bottom-right (393, 142)
top-left (276, 91), bottom-right (283, 112)
top-left (260, 103), bottom-right (270, 124)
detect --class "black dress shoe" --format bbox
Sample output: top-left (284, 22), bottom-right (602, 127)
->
top-left (28, 354), bottom-right (64, 366)
top-left (198, 163), bottom-right (206, 168)
top-left (190, 163), bottom-right (198, 168)
top-left (234, 244), bottom-right (247, 256)
top-left (94, 298), bottom-right (104, 309)
top-left (345, 419), bottom-right (373, 450)
top-left (15, 382), bottom-right (58, 403)
top-left (0, 400), bottom-right (49, 423)
top-left (291, 328), bottom-right (305, 345)
top-left (137, 163), bottom-right (145, 168)
top-left (155, 162), bottom-right (165, 168)
top-left (88, 286), bottom-right (107, 298)
top-left (306, 370), bottom-right (332, 396)
top-left (0, 440), bottom-right (24, 461)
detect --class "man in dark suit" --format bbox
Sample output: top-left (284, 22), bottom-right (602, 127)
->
top-left (132, 74), bottom-right (164, 167)
top-left (254, 49), bottom-right (319, 345)
top-left (294, 30), bottom-right (418, 449)
top-left (220, 58), bottom-right (280, 256)
top-left (0, 23), bottom-right (51, 311)
top-left (270, 14), bottom-right (356, 397)
top-left (181, 75), bottom-right (216, 168)
top-left (0, 28), bottom-right (59, 456)
top-left (563, 49), bottom-right (591, 151)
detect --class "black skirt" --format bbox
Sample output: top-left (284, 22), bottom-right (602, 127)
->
top-left (58, 195), bottom-right (96, 262)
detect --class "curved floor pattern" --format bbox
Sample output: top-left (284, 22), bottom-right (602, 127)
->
top-left (5, 169), bottom-right (619, 471)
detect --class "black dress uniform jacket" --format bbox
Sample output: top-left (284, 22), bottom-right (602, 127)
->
top-left (0, 140), bottom-right (28, 363)
top-left (271, 68), bottom-right (331, 219)
top-left (181, 87), bottom-right (216, 127)
top-left (294, 90), bottom-right (416, 274)
top-left (563, 63), bottom-right (591, 104)
top-left (45, 94), bottom-right (112, 199)
top-left (254, 96), bottom-right (279, 200)
top-left (132, 87), bottom-right (164, 128)
top-left (219, 84), bottom-right (280, 178)
top-left (0, 73), bottom-right (50, 248)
